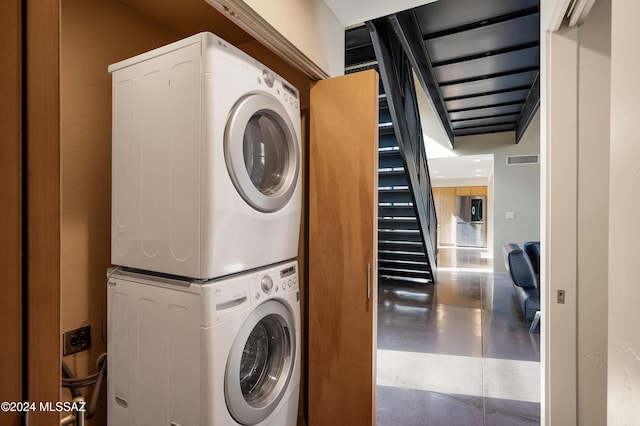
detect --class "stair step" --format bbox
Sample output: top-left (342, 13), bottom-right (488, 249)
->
top-left (378, 189), bottom-right (412, 204)
top-left (345, 60), bottom-right (378, 75)
top-left (378, 229), bottom-right (422, 242)
top-left (378, 151), bottom-right (404, 169)
top-left (379, 96), bottom-right (388, 109)
top-left (345, 25), bottom-right (371, 49)
top-left (378, 250), bottom-right (428, 262)
top-left (379, 267), bottom-right (431, 280)
top-left (379, 133), bottom-right (399, 149)
top-left (378, 205), bottom-right (418, 218)
top-left (379, 258), bottom-right (429, 269)
top-left (378, 170), bottom-right (409, 187)
top-left (379, 107), bottom-right (392, 124)
top-left (378, 240), bottom-right (425, 253)
top-left (379, 125), bottom-right (396, 136)
top-left (345, 26), bottom-right (375, 68)
top-left (379, 276), bottom-right (432, 285)
top-left (378, 171), bottom-right (408, 187)
top-left (345, 47), bottom-right (377, 69)
top-left (378, 218), bottom-right (419, 231)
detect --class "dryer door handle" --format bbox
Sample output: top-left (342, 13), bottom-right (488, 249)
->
top-left (366, 263), bottom-right (371, 300)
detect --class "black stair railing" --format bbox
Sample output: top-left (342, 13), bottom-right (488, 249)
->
top-left (366, 16), bottom-right (439, 283)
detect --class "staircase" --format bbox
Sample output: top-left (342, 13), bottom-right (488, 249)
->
top-left (346, 26), bottom-right (435, 285)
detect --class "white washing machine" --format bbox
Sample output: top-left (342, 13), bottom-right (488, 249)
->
top-left (107, 260), bottom-right (300, 426)
top-left (109, 32), bottom-right (302, 279)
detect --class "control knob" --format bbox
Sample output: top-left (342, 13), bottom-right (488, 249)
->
top-left (262, 70), bottom-right (275, 88)
top-left (261, 275), bottom-right (273, 293)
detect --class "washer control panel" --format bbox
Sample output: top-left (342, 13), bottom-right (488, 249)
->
top-left (251, 262), bottom-right (298, 302)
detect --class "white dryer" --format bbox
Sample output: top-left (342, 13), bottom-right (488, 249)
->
top-left (107, 260), bottom-right (300, 426)
top-left (109, 32), bottom-right (302, 279)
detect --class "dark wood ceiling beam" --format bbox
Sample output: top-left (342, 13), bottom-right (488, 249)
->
top-left (423, 7), bottom-right (539, 40)
top-left (431, 41), bottom-right (539, 68)
top-left (515, 72), bottom-right (540, 143)
top-left (387, 10), bottom-right (455, 148)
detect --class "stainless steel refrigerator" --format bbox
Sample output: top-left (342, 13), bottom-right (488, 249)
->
top-left (455, 196), bottom-right (486, 247)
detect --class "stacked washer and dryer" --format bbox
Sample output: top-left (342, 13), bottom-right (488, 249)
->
top-left (106, 32), bottom-right (302, 426)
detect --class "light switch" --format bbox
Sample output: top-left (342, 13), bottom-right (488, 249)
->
top-left (506, 211), bottom-right (515, 220)
top-left (557, 289), bottom-right (565, 304)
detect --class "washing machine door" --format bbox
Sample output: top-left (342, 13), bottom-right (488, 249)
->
top-left (225, 92), bottom-right (300, 213)
top-left (225, 299), bottom-right (296, 425)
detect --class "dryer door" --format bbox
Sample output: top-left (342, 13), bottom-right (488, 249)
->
top-left (225, 92), bottom-right (300, 213)
top-left (225, 299), bottom-right (296, 425)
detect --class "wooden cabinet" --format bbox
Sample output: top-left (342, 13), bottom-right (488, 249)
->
top-left (308, 70), bottom-right (379, 425)
top-left (433, 186), bottom-right (487, 246)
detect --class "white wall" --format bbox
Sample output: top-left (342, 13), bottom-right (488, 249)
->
top-left (452, 116), bottom-right (541, 272)
top-left (608, 0), bottom-right (640, 423)
top-left (541, 0), bottom-right (613, 424)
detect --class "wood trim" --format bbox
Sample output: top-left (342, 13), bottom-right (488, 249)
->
top-left (308, 70), bottom-right (379, 426)
top-left (0, 1), bottom-right (23, 424)
top-left (26, 0), bottom-right (61, 423)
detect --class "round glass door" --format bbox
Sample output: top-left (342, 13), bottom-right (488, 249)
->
top-left (225, 93), bottom-right (299, 213)
top-left (225, 300), bottom-right (296, 425)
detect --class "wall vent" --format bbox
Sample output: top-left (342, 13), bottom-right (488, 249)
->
top-left (506, 154), bottom-right (539, 165)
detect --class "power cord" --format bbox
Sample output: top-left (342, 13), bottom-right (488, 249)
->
top-left (61, 353), bottom-right (107, 420)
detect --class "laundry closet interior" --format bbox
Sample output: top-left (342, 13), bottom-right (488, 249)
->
top-left (38, 0), bottom-right (379, 425)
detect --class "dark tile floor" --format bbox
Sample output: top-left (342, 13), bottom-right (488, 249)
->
top-left (376, 247), bottom-right (540, 425)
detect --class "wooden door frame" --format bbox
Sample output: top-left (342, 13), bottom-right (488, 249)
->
top-left (25, 0), bottom-right (61, 424)
top-left (0, 1), bottom-right (24, 424)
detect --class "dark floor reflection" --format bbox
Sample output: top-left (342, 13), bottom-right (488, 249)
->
top-left (377, 247), bottom-right (540, 425)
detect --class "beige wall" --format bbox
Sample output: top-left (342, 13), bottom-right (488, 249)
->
top-left (232, 0), bottom-right (345, 77)
top-left (60, 2), bottom-right (313, 424)
top-left (60, 1), bottom-right (179, 423)
top-left (576, 0), bottom-right (610, 423)
top-left (608, 0), bottom-right (640, 423)
top-left (542, 22), bottom-right (580, 426)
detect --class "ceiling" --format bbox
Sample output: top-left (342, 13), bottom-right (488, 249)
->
top-left (323, 0), bottom-right (437, 27)
top-left (429, 155), bottom-right (493, 181)
top-left (344, 0), bottom-right (540, 145)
